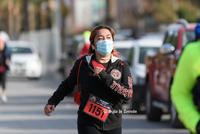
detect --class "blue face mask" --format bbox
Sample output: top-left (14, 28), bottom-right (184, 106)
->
top-left (96, 40), bottom-right (114, 56)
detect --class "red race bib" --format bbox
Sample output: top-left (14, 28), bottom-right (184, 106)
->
top-left (83, 94), bottom-right (112, 122)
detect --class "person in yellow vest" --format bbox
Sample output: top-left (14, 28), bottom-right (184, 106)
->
top-left (79, 30), bottom-right (91, 56)
top-left (171, 23), bottom-right (200, 134)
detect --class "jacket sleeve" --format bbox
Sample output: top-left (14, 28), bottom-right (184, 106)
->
top-left (47, 59), bottom-right (81, 106)
top-left (99, 60), bottom-right (133, 101)
top-left (171, 45), bottom-right (200, 134)
top-left (4, 43), bottom-right (11, 60)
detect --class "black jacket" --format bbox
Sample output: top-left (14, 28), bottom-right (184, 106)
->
top-left (47, 54), bottom-right (133, 131)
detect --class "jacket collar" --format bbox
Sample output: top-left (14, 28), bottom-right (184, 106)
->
top-left (85, 54), bottom-right (119, 64)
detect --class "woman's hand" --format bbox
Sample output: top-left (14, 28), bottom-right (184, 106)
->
top-left (5, 59), bottom-right (10, 66)
top-left (93, 67), bottom-right (103, 77)
top-left (44, 105), bottom-right (55, 116)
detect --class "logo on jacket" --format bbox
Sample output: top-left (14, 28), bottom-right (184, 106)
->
top-left (90, 96), bottom-right (96, 102)
top-left (111, 69), bottom-right (121, 80)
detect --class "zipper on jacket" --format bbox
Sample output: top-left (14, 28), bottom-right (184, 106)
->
top-left (100, 121), bottom-right (103, 131)
top-left (106, 66), bottom-right (113, 73)
top-left (88, 64), bottom-right (94, 72)
top-left (88, 64), bottom-right (101, 80)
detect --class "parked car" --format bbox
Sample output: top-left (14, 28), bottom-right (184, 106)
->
top-left (126, 36), bottom-right (163, 112)
top-left (58, 34), bottom-right (85, 79)
top-left (144, 19), bottom-right (196, 127)
top-left (114, 39), bottom-right (135, 61)
top-left (7, 41), bottom-right (42, 79)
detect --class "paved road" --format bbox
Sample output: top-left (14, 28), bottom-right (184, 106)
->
top-left (0, 75), bottom-right (190, 134)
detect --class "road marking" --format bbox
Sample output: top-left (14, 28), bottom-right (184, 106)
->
top-left (0, 128), bottom-right (189, 134)
top-left (0, 114), bottom-right (78, 121)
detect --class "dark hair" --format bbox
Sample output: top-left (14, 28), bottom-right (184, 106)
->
top-left (88, 25), bottom-right (119, 57)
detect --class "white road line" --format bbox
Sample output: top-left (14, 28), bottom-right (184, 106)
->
top-left (0, 128), bottom-right (189, 134)
top-left (0, 104), bottom-right (79, 111)
top-left (0, 114), bottom-right (78, 121)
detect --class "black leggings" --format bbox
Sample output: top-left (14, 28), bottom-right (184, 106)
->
top-left (78, 124), bottom-right (121, 134)
top-left (0, 71), bottom-right (6, 89)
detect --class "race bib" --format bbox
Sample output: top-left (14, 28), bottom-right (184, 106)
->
top-left (83, 94), bottom-right (112, 122)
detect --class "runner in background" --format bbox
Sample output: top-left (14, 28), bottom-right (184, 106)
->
top-left (171, 23), bottom-right (200, 134)
top-left (79, 30), bottom-right (91, 56)
top-left (0, 37), bottom-right (11, 102)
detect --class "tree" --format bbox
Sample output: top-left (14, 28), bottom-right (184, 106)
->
top-left (153, 0), bottom-right (178, 24)
top-left (177, 1), bottom-right (199, 22)
top-left (153, 0), bottom-right (200, 24)
top-left (60, 0), bottom-right (68, 52)
top-left (105, 0), bottom-right (119, 29)
top-left (0, 0), bottom-right (9, 31)
top-left (21, 0), bottom-right (29, 32)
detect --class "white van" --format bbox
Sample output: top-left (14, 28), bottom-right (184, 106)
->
top-left (126, 36), bottom-right (163, 112)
